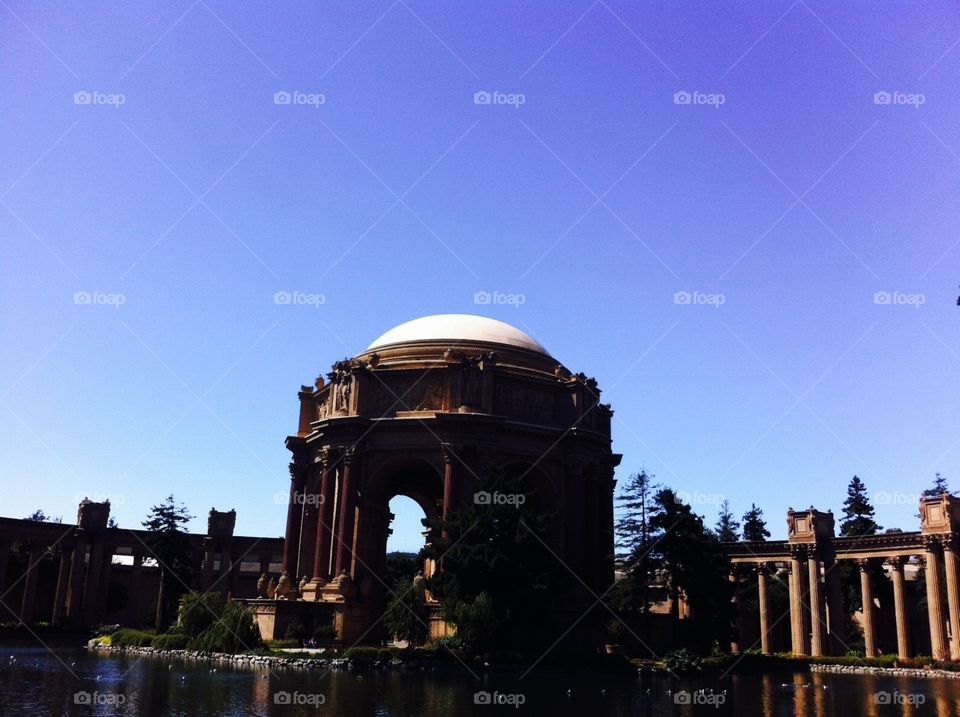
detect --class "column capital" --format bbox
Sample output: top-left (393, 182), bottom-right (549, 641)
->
top-left (922, 533), bottom-right (947, 551)
top-left (887, 556), bottom-right (908, 570)
top-left (855, 557), bottom-right (876, 572)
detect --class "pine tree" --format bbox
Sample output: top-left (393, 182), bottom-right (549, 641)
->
top-left (923, 473), bottom-right (951, 498)
top-left (714, 500), bottom-right (741, 542)
top-left (142, 495), bottom-right (195, 629)
top-left (614, 470), bottom-right (658, 560)
top-left (839, 476), bottom-right (881, 536)
top-left (741, 503), bottom-right (770, 542)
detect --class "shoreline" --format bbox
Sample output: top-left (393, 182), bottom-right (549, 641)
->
top-left (809, 663), bottom-right (960, 681)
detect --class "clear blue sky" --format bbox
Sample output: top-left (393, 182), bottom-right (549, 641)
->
top-left (3, 3), bottom-right (960, 551)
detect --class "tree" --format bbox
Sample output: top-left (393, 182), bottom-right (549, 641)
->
top-left (923, 473), bottom-right (951, 498)
top-left (385, 575), bottom-right (430, 646)
top-left (142, 495), bottom-right (195, 629)
top-left (714, 500), bottom-right (741, 542)
top-left (614, 470), bottom-right (658, 560)
top-left (24, 510), bottom-right (48, 522)
top-left (741, 504), bottom-right (770, 542)
top-left (839, 476), bottom-right (881, 537)
top-left (421, 470), bottom-right (564, 654)
top-left (646, 489), bottom-right (733, 652)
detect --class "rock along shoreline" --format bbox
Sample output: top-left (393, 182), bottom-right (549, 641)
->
top-left (810, 663), bottom-right (960, 680)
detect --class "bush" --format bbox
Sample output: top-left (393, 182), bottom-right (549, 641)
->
top-left (314, 624), bottom-right (337, 640)
top-left (284, 623), bottom-right (305, 639)
top-left (110, 628), bottom-right (156, 647)
top-left (265, 638), bottom-right (302, 649)
top-left (192, 602), bottom-right (261, 654)
top-left (431, 634), bottom-right (464, 651)
top-left (343, 646), bottom-right (380, 662)
top-left (663, 648), bottom-right (702, 673)
top-left (176, 592), bottom-right (225, 638)
top-left (151, 633), bottom-right (189, 650)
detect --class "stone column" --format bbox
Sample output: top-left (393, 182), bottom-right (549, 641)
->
top-left (19, 544), bottom-right (43, 624)
top-left (441, 443), bottom-right (455, 520)
top-left (82, 539), bottom-right (106, 625)
top-left (942, 538), bottom-right (960, 660)
top-left (298, 467), bottom-right (320, 581)
top-left (66, 535), bottom-right (88, 620)
top-left (858, 559), bottom-right (878, 658)
top-left (334, 448), bottom-right (357, 576)
top-left (757, 563), bottom-right (772, 655)
top-left (281, 466), bottom-right (306, 576)
top-left (824, 553), bottom-right (846, 655)
top-left (0, 539), bottom-right (10, 598)
top-left (201, 540), bottom-right (215, 591)
top-left (807, 551), bottom-right (825, 657)
top-left (130, 549), bottom-right (144, 625)
top-left (888, 557), bottom-right (911, 659)
top-left (924, 540), bottom-right (950, 661)
top-left (789, 548), bottom-right (808, 656)
top-left (51, 546), bottom-right (72, 625)
top-left (730, 569), bottom-right (741, 654)
top-left (312, 454), bottom-right (334, 581)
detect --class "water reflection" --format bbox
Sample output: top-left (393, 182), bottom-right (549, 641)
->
top-left (5, 644), bottom-right (960, 715)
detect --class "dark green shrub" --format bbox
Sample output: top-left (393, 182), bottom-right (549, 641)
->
top-left (193, 602), bottom-right (262, 654)
top-left (110, 628), bottom-right (156, 647)
top-left (343, 646), bottom-right (380, 661)
top-left (176, 592), bottom-right (225, 637)
top-left (152, 633), bottom-right (189, 650)
top-left (664, 648), bottom-right (702, 673)
top-left (313, 624), bottom-right (337, 639)
top-left (265, 638), bottom-right (301, 649)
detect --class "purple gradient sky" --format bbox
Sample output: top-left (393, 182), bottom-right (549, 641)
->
top-left (3, 2), bottom-right (960, 550)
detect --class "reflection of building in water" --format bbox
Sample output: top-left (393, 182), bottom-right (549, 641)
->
top-left (723, 495), bottom-right (960, 662)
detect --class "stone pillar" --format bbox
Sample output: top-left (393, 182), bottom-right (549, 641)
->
top-left (19, 544), bottom-right (43, 624)
top-left (824, 553), bottom-right (846, 655)
top-left (51, 546), bottom-right (72, 625)
top-left (82, 539), bottom-right (106, 625)
top-left (312, 455), bottom-right (334, 581)
top-left (441, 443), bottom-right (455, 520)
top-left (298, 467), bottom-right (320, 581)
top-left (730, 569), bottom-right (741, 654)
top-left (0, 539), bottom-right (10, 598)
top-left (130, 549), bottom-right (144, 625)
top-left (789, 548), bottom-right (808, 656)
top-left (858, 559), bottom-right (878, 658)
top-left (334, 448), bottom-right (357, 576)
top-left (281, 466), bottom-right (306, 576)
top-left (924, 541), bottom-right (950, 661)
top-left (66, 536), bottom-right (88, 620)
top-left (757, 563), bottom-right (772, 655)
top-left (201, 540), bottom-right (215, 591)
top-left (807, 552), bottom-right (825, 657)
top-left (942, 539), bottom-right (960, 660)
top-left (888, 557), bottom-right (911, 659)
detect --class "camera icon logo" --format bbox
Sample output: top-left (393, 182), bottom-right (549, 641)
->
top-left (474, 691), bottom-right (492, 704)
top-left (273, 690), bottom-right (292, 704)
top-left (673, 291), bottom-right (691, 305)
top-left (474, 491), bottom-right (491, 505)
top-left (74, 691), bottom-right (92, 705)
top-left (873, 291), bottom-right (891, 305)
top-left (473, 290), bottom-right (491, 304)
top-left (73, 91), bottom-right (92, 105)
top-left (673, 91), bottom-right (692, 105)
top-left (274, 290), bottom-right (292, 305)
top-left (274, 91), bottom-right (292, 105)
top-left (873, 91), bottom-right (891, 105)
top-left (474, 91), bottom-right (492, 105)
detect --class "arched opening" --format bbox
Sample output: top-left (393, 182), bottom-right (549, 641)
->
top-left (384, 494), bottom-right (429, 589)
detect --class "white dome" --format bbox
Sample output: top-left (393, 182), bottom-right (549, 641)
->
top-left (367, 314), bottom-right (549, 355)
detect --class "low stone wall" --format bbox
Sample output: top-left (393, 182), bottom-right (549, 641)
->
top-left (810, 663), bottom-right (960, 680)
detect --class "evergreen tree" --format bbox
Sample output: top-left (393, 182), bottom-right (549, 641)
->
top-left (741, 503), bottom-right (770, 542)
top-left (645, 489), bottom-right (733, 652)
top-left (142, 495), bottom-right (195, 629)
top-left (24, 510), bottom-right (47, 521)
top-left (715, 500), bottom-right (741, 542)
top-left (923, 472), bottom-right (951, 497)
top-left (614, 470), bottom-right (658, 560)
top-left (421, 470), bottom-right (564, 654)
top-left (839, 476), bottom-right (881, 536)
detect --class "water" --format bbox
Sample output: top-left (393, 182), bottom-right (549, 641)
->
top-left (2, 643), bottom-right (959, 715)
